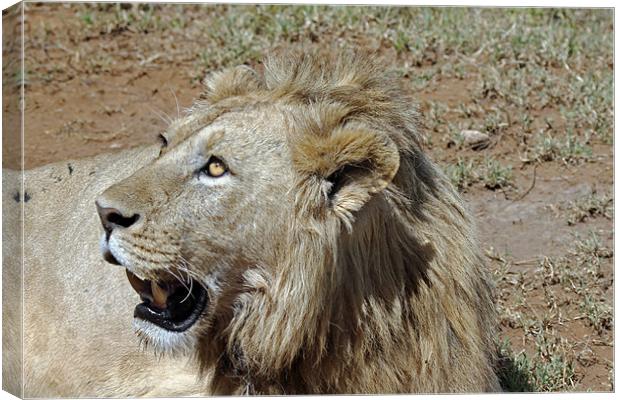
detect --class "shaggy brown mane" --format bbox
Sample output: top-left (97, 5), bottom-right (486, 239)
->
top-left (190, 49), bottom-right (500, 394)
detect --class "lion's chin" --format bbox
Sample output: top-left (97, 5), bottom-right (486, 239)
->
top-left (133, 318), bottom-right (199, 356)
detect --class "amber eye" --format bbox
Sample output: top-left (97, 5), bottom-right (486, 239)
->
top-left (203, 156), bottom-right (228, 178)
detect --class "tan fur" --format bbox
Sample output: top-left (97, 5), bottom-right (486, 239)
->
top-left (2, 170), bottom-right (23, 396)
top-left (95, 49), bottom-right (500, 395)
top-left (3, 149), bottom-right (207, 397)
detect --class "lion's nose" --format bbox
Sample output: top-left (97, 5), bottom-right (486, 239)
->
top-left (96, 202), bottom-right (140, 235)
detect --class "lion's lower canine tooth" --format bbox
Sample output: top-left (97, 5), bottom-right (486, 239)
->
top-left (151, 281), bottom-right (168, 309)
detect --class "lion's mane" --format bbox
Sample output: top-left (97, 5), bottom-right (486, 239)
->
top-left (193, 50), bottom-right (500, 394)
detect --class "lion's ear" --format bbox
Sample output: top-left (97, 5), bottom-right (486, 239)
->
top-left (201, 65), bottom-right (263, 103)
top-left (293, 128), bottom-right (400, 223)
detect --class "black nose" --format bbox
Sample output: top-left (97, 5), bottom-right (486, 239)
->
top-left (96, 202), bottom-right (140, 235)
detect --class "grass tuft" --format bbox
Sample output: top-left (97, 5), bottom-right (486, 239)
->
top-left (531, 131), bottom-right (592, 164)
top-left (564, 192), bottom-right (613, 225)
top-left (481, 158), bottom-right (513, 190)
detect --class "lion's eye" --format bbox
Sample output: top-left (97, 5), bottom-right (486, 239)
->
top-left (202, 156), bottom-right (228, 178)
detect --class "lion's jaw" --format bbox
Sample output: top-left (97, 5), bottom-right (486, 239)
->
top-left (96, 106), bottom-right (293, 356)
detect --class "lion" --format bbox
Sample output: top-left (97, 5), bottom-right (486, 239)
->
top-left (4, 50), bottom-right (500, 396)
top-left (95, 50), bottom-right (501, 394)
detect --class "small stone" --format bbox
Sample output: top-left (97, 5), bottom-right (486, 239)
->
top-left (461, 130), bottom-right (490, 150)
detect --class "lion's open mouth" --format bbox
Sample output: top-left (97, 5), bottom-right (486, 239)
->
top-left (126, 270), bottom-right (208, 332)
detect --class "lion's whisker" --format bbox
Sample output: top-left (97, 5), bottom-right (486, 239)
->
top-left (175, 265), bottom-right (198, 284)
top-left (179, 275), bottom-right (194, 304)
top-left (147, 104), bottom-right (173, 126)
top-left (169, 87), bottom-right (181, 120)
top-left (175, 257), bottom-right (209, 291)
top-left (179, 270), bottom-right (207, 290)
top-left (166, 268), bottom-right (191, 294)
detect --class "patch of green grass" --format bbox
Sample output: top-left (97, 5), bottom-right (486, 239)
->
top-left (561, 131), bottom-right (593, 162)
top-left (538, 256), bottom-right (575, 288)
top-left (497, 339), bottom-right (536, 392)
top-left (564, 192), bottom-right (613, 225)
top-left (115, 4), bottom-right (163, 33)
top-left (12, 68), bottom-right (28, 87)
top-left (481, 158), bottom-right (513, 190)
top-left (579, 294), bottom-right (612, 334)
top-left (77, 3), bottom-right (166, 34)
top-left (531, 131), bottom-right (592, 164)
top-left (572, 231), bottom-right (613, 280)
top-left (444, 158), bottom-right (478, 191)
top-left (483, 108), bottom-right (509, 136)
top-left (537, 232), bottom-right (611, 295)
top-left (443, 157), bottom-right (513, 192)
top-left (575, 229), bottom-right (611, 258)
top-left (562, 71), bottom-right (614, 145)
top-left (531, 333), bottom-right (576, 391)
top-left (424, 101), bottom-right (450, 135)
top-left (61, 5), bottom-right (612, 156)
top-left (492, 230), bottom-right (612, 392)
top-left (391, 30), bottom-right (410, 54)
top-left (497, 334), bottom-right (576, 392)
top-left (80, 12), bottom-right (93, 25)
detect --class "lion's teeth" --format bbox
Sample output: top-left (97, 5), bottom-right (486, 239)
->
top-left (126, 269), bottom-right (149, 294)
top-left (151, 281), bottom-right (168, 309)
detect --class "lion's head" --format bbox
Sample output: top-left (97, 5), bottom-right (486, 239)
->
top-left (97, 50), bottom-right (499, 394)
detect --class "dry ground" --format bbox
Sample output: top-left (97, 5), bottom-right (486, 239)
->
top-left (2, 3), bottom-right (614, 392)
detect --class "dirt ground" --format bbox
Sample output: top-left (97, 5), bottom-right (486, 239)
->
top-left (3, 3), bottom-right (613, 392)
